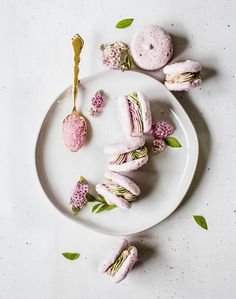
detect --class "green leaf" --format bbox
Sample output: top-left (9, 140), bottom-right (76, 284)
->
top-left (61, 252), bottom-right (80, 260)
top-left (193, 215), bottom-right (208, 230)
top-left (165, 137), bottom-right (182, 148)
top-left (79, 176), bottom-right (86, 183)
top-left (86, 193), bottom-right (97, 202)
top-left (98, 194), bottom-right (106, 203)
top-left (116, 18), bottom-right (134, 29)
top-left (92, 203), bottom-right (101, 213)
top-left (95, 204), bottom-right (109, 214)
top-left (106, 205), bottom-right (117, 211)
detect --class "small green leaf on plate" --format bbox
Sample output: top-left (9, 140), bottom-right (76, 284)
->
top-left (116, 18), bottom-right (134, 29)
top-left (96, 204), bottom-right (109, 214)
top-left (165, 137), bottom-right (182, 148)
top-left (86, 193), bottom-right (97, 202)
top-left (193, 215), bottom-right (208, 230)
top-left (92, 203), bottom-right (101, 213)
top-left (98, 194), bottom-right (106, 203)
top-left (62, 252), bottom-right (80, 260)
top-left (106, 204), bottom-right (117, 211)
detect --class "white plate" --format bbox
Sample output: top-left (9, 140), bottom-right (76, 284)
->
top-left (35, 70), bottom-right (198, 236)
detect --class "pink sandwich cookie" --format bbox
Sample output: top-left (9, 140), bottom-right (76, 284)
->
top-left (117, 92), bottom-right (152, 137)
top-left (104, 136), bottom-right (148, 172)
top-left (163, 60), bottom-right (202, 91)
top-left (96, 171), bottom-right (140, 209)
top-left (131, 25), bottom-right (173, 70)
top-left (98, 238), bottom-right (138, 283)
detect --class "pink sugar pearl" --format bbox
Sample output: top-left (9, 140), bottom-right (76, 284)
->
top-left (62, 113), bottom-right (87, 152)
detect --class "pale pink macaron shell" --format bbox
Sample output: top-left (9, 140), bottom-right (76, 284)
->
top-left (117, 96), bottom-right (132, 137)
top-left (112, 246), bottom-right (138, 283)
top-left (98, 239), bottom-right (129, 273)
top-left (95, 184), bottom-right (131, 209)
top-left (163, 60), bottom-right (202, 75)
top-left (165, 78), bottom-right (202, 91)
top-left (62, 113), bottom-right (87, 152)
top-left (104, 171), bottom-right (140, 196)
top-left (104, 136), bottom-right (145, 155)
top-left (131, 25), bottom-right (173, 70)
top-left (108, 156), bottom-right (148, 172)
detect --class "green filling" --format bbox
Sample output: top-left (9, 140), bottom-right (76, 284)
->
top-left (111, 146), bottom-right (148, 165)
top-left (127, 146), bottom-right (148, 161)
top-left (166, 71), bottom-right (201, 83)
top-left (104, 179), bottom-right (136, 201)
top-left (107, 246), bottom-right (131, 276)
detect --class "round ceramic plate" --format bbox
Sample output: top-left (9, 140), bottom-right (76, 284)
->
top-left (35, 70), bottom-right (198, 236)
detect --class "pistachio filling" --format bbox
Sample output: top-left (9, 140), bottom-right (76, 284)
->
top-left (103, 179), bottom-right (136, 201)
top-left (110, 146), bottom-right (148, 165)
top-left (127, 93), bottom-right (143, 134)
top-left (166, 71), bottom-right (201, 84)
top-left (107, 246), bottom-right (131, 276)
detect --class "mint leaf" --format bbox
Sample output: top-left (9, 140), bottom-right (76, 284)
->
top-left (165, 137), bottom-right (182, 148)
top-left (116, 18), bottom-right (134, 29)
top-left (92, 203), bottom-right (101, 213)
top-left (62, 252), bottom-right (80, 260)
top-left (193, 215), bottom-right (208, 230)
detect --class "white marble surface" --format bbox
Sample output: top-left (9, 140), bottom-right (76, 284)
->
top-left (1, 0), bottom-right (236, 298)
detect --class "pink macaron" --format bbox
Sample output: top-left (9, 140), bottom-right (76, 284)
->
top-left (163, 60), bottom-right (202, 91)
top-left (104, 136), bottom-right (148, 172)
top-left (117, 92), bottom-right (152, 137)
top-left (98, 238), bottom-right (138, 283)
top-left (96, 171), bottom-right (140, 209)
top-left (131, 25), bottom-right (173, 70)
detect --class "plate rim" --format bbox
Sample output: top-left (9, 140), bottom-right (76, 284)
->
top-left (34, 70), bottom-right (199, 236)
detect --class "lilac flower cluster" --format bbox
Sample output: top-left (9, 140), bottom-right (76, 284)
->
top-left (151, 121), bottom-right (174, 153)
top-left (70, 179), bottom-right (88, 211)
top-left (100, 42), bottom-right (131, 71)
top-left (89, 90), bottom-right (104, 117)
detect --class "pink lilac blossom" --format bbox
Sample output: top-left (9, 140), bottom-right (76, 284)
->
top-left (70, 180), bottom-right (88, 210)
top-left (100, 42), bottom-right (130, 71)
top-left (91, 90), bottom-right (104, 109)
top-left (151, 121), bottom-right (174, 140)
top-left (152, 139), bottom-right (166, 153)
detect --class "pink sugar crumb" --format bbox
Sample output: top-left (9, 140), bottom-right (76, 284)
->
top-left (62, 113), bottom-right (87, 152)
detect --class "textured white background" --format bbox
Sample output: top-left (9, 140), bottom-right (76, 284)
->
top-left (1, 0), bottom-right (236, 298)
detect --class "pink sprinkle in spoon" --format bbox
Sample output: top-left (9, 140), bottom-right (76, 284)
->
top-left (62, 34), bottom-right (87, 152)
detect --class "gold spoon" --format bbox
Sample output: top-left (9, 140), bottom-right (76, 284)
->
top-left (62, 34), bottom-right (87, 152)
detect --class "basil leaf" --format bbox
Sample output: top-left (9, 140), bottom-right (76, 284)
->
top-left (165, 137), bottom-right (182, 148)
top-left (193, 215), bottom-right (208, 230)
top-left (86, 193), bottom-right (97, 202)
top-left (92, 203), bottom-right (101, 213)
top-left (95, 204), bottom-right (109, 213)
top-left (116, 18), bottom-right (134, 29)
top-left (62, 252), bottom-right (80, 260)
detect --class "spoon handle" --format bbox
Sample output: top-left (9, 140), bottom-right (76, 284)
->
top-left (72, 34), bottom-right (84, 112)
